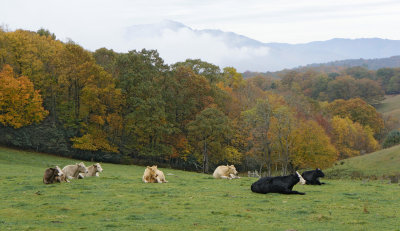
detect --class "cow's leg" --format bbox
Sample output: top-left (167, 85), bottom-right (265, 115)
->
top-left (96, 172), bottom-right (99, 177)
top-left (220, 176), bottom-right (229, 179)
top-left (282, 190), bottom-right (305, 195)
top-left (229, 174), bottom-right (240, 179)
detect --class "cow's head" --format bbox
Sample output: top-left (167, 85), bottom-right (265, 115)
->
top-left (146, 166), bottom-right (156, 175)
top-left (315, 168), bottom-right (325, 178)
top-left (296, 171), bottom-right (306, 185)
top-left (55, 166), bottom-right (64, 177)
top-left (77, 162), bottom-right (88, 174)
top-left (228, 165), bottom-right (238, 176)
top-left (94, 163), bottom-right (103, 173)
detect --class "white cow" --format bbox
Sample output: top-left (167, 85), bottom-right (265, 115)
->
top-left (213, 165), bottom-right (240, 179)
top-left (78, 163), bottom-right (103, 179)
top-left (62, 162), bottom-right (88, 179)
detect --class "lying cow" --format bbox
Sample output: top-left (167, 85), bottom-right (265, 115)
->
top-left (78, 163), bottom-right (103, 179)
top-left (302, 168), bottom-right (325, 185)
top-left (62, 162), bottom-right (88, 180)
top-left (155, 167), bottom-right (168, 183)
top-left (213, 165), bottom-right (240, 179)
top-left (43, 166), bottom-right (64, 184)
top-left (142, 165), bottom-right (168, 183)
top-left (142, 166), bottom-right (158, 183)
top-left (251, 171), bottom-right (306, 195)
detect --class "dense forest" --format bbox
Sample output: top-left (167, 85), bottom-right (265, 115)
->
top-left (1, 28), bottom-right (399, 174)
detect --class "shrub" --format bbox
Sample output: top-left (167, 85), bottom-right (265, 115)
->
top-left (382, 130), bottom-right (400, 148)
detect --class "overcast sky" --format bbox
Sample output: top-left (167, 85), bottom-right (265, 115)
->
top-left (1, 0), bottom-right (400, 71)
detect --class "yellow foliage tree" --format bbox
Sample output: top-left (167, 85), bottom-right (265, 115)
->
top-left (291, 120), bottom-right (338, 169)
top-left (331, 116), bottom-right (379, 159)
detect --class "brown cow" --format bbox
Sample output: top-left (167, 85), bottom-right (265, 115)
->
top-left (43, 166), bottom-right (64, 184)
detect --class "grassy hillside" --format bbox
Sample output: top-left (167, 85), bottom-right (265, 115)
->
top-left (0, 147), bottom-right (399, 230)
top-left (326, 144), bottom-right (400, 179)
top-left (376, 94), bottom-right (400, 129)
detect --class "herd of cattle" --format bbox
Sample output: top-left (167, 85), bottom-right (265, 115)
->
top-left (43, 162), bottom-right (325, 195)
top-left (43, 162), bottom-right (103, 184)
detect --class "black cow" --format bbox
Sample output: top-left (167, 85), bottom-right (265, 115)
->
top-left (251, 171), bottom-right (306, 195)
top-left (302, 168), bottom-right (325, 185)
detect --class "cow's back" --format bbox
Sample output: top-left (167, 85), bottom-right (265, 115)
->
top-left (63, 165), bottom-right (78, 178)
top-left (213, 166), bottom-right (229, 178)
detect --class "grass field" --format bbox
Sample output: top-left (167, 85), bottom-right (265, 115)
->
top-left (0, 147), bottom-right (399, 231)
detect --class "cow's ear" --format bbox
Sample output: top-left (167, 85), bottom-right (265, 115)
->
top-left (146, 166), bottom-right (150, 168)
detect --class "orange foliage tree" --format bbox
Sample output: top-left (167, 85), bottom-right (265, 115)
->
top-left (0, 65), bottom-right (48, 128)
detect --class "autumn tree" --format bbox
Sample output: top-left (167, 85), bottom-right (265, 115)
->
top-left (325, 98), bottom-right (384, 135)
top-left (330, 116), bottom-right (378, 159)
top-left (291, 120), bottom-right (337, 169)
top-left (243, 98), bottom-right (274, 176)
top-left (270, 106), bottom-right (295, 175)
top-left (0, 65), bottom-right (48, 128)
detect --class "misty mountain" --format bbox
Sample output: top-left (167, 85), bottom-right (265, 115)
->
top-left (124, 20), bottom-right (400, 72)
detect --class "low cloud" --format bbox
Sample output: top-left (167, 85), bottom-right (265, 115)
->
top-left (121, 23), bottom-right (271, 72)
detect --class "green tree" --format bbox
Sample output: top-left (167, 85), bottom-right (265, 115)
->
top-left (116, 49), bottom-right (171, 157)
top-left (172, 59), bottom-right (222, 84)
top-left (187, 108), bottom-right (232, 173)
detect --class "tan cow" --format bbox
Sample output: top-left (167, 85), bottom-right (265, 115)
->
top-left (62, 162), bottom-right (88, 180)
top-left (213, 165), bottom-right (240, 179)
top-left (142, 166), bottom-right (158, 183)
top-left (78, 163), bottom-right (103, 179)
top-left (43, 166), bottom-right (64, 184)
top-left (155, 167), bottom-right (168, 183)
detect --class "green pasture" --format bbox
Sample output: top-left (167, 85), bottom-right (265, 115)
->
top-left (0, 147), bottom-right (399, 231)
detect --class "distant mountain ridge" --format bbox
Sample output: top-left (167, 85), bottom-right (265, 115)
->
top-left (123, 20), bottom-right (400, 72)
top-left (301, 55), bottom-right (400, 70)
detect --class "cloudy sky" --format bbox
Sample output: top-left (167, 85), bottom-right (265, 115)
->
top-left (1, 0), bottom-right (400, 71)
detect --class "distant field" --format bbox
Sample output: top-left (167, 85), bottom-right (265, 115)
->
top-left (326, 144), bottom-right (400, 179)
top-left (0, 147), bottom-right (399, 230)
top-left (376, 94), bottom-right (400, 128)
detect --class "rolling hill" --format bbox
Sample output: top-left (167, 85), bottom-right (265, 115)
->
top-left (326, 144), bottom-right (400, 179)
top-left (376, 94), bottom-right (400, 130)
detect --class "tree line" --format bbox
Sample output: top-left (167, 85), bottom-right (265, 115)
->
top-left (0, 28), bottom-right (394, 174)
